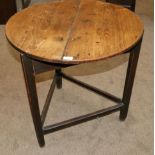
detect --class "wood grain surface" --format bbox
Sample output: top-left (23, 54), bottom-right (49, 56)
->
top-left (5, 0), bottom-right (144, 64)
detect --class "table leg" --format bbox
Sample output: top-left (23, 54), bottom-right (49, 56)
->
top-left (105, 0), bottom-right (136, 11)
top-left (56, 69), bottom-right (62, 89)
top-left (20, 55), bottom-right (45, 147)
top-left (120, 38), bottom-right (142, 121)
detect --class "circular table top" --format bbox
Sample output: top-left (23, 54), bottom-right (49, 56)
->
top-left (6, 0), bottom-right (143, 64)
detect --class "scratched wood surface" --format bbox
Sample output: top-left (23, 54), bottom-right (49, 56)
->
top-left (5, 0), bottom-right (143, 64)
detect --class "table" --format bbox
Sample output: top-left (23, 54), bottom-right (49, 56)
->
top-left (5, 0), bottom-right (144, 147)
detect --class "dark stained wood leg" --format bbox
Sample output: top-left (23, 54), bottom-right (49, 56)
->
top-left (20, 55), bottom-right (45, 147)
top-left (131, 0), bottom-right (136, 11)
top-left (105, 0), bottom-right (136, 11)
top-left (119, 38), bottom-right (142, 121)
top-left (0, 0), bottom-right (17, 24)
top-left (56, 69), bottom-right (62, 89)
top-left (21, 0), bottom-right (31, 9)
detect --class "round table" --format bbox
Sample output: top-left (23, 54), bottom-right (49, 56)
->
top-left (5, 0), bottom-right (144, 147)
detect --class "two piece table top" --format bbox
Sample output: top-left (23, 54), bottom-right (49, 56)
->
top-left (5, 0), bottom-right (144, 64)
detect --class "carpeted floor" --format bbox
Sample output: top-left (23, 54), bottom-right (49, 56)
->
top-left (0, 0), bottom-right (153, 154)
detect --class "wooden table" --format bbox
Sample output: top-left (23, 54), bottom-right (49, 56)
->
top-left (5, 0), bottom-right (144, 147)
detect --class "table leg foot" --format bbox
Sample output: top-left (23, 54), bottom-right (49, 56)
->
top-left (119, 108), bottom-right (128, 121)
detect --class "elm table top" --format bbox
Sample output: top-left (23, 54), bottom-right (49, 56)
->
top-left (5, 0), bottom-right (144, 64)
